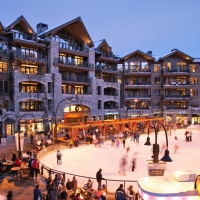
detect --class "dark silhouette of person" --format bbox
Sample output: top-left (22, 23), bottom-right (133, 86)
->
top-left (96, 168), bottom-right (105, 186)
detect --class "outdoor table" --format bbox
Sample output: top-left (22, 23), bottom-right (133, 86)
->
top-left (22, 154), bottom-right (30, 162)
top-left (11, 167), bottom-right (21, 179)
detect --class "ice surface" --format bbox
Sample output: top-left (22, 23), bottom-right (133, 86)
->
top-left (40, 128), bottom-right (200, 192)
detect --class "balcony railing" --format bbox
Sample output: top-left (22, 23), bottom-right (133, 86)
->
top-left (18, 67), bottom-right (45, 75)
top-left (124, 68), bottom-right (151, 73)
top-left (127, 106), bottom-right (150, 110)
top-left (101, 52), bottom-right (116, 59)
top-left (62, 76), bottom-right (90, 83)
top-left (19, 107), bottom-right (44, 112)
top-left (62, 91), bottom-right (92, 95)
top-left (163, 67), bottom-right (190, 73)
top-left (164, 82), bottom-right (190, 85)
top-left (95, 65), bottom-right (118, 72)
top-left (59, 42), bottom-right (88, 53)
top-left (125, 95), bottom-right (151, 98)
top-left (19, 89), bottom-right (44, 93)
top-left (0, 48), bottom-right (8, 55)
top-left (125, 81), bottom-right (151, 85)
top-left (11, 51), bottom-right (46, 61)
top-left (104, 106), bottom-right (118, 109)
top-left (13, 31), bottom-right (37, 42)
top-left (165, 95), bottom-right (190, 98)
top-left (54, 58), bottom-right (91, 68)
top-left (166, 106), bottom-right (188, 109)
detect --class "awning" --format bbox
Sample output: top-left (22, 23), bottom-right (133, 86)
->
top-left (65, 114), bottom-right (82, 118)
top-left (4, 118), bottom-right (15, 124)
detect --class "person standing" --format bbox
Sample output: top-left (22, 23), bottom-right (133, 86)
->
top-left (33, 184), bottom-right (42, 200)
top-left (135, 132), bottom-right (140, 144)
top-left (122, 138), bottom-right (126, 149)
top-left (7, 191), bottom-right (13, 200)
top-left (31, 157), bottom-right (40, 180)
top-left (56, 150), bottom-right (62, 165)
top-left (30, 131), bottom-right (34, 144)
top-left (72, 176), bottom-right (78, 192)
top-left (115, 184), bottom-right (126, 200)
top-left (189, 131), bottom-right (192, 141)
top-left (96, 168), bottom-right (104, 186)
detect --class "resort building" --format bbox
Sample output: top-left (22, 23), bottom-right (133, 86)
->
top-left (0, 15), bottom-right (200, 137)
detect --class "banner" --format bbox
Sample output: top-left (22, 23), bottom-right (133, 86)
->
top-left (15, 132), bottom-right (24, 151)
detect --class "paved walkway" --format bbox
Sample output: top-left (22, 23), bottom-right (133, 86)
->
top-left (0, 136), bottom-right (116, 200)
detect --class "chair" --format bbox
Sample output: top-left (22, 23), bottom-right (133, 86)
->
top-left (20, 167), bottom-right (30, 180)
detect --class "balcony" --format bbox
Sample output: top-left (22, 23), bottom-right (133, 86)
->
top-left (12, 32), bottom-right (45, 48)
top-left (19, 89), bottom-right (44, 93)
top-left (162, 82), bottom-right (190, 88)
top-left (124, 68), bottom-right (151, 76)
top-left (19, 107), bottom-right (44, 112)
top-left (54, 58), bottom-right (93, 71)
top-left (166, 106), bottom-right (189, 110)
top-left (11, 51), bottom-right (46, 64)
top-left (17, 67), bottom-right (45, 76)
top-left (161, 68), bottom-right (190, 76)
top-left (164, 95), bottom-right (190, 100)
top-left (62, 76), bottom-right (90, 84)
top-left (124, 81), bottom-right (151, 88)
top-left (127, 106), bottom-right (150, 110)
top-left (95, 65), bottom-right (118, 74)
top-left (0, 48), bottom-right (8, 56)
top-left (59, 42), bottom-right (89, 56)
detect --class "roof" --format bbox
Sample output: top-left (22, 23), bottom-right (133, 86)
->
top-left (123, 50), bottom-right (155, 60)
top-left (193, 58), bottom-right (200, 63)
top-left (159, 49), bottom-right (194, 61)
top-left (39, 17), bottom-right (93, 47)
top-left (5, 15), bottom-right (36, 35)
top-left (0, 22), bottom-right (4, 31)
top-left (94, 39), bottom-right (112, 53)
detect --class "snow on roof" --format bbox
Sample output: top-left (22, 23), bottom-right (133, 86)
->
top-left (193, 58), bottom-right (200, 62)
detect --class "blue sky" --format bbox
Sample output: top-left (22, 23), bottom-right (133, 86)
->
top-left (1, 0), bottom-right (200, 58)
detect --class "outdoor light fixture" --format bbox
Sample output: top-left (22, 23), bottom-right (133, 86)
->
top-left (144, 121), bottom-right (172, 163)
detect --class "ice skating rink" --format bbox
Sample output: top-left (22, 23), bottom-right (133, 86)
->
top-left (40, 128), bottom-right (200, 192)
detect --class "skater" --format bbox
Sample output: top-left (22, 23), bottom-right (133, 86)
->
top-left (122, 138), bottom-right (126, 149)
top-left (173, 123), bottom-right (177, 134)
top-left (131, 158), bottom-right (136, 172)
top-left (116, 139), bottom-right (120, 149)
top-left (189, 131), bottom-right (192, 141)
top-left (174, 144), bottom-right (179, 154)
top-left (111, 135), bottom-right (115, 147)
top-left (126, 146), bottom-right (130, 154)
top-left (118, 155), bottom-right (127, 175)
top-left (56, 149), bottom-right (62, 165)
top-left (135, 132), bottom-right (140, 144)
top-left (160, 143), bottom-right (166, 154)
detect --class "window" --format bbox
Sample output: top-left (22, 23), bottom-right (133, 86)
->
top-left (117, 64), bottom-right (123, 72)
top-left (75, 86), bottom-right (83, 94)
top-left (20, 100), bottom-right (43, 111)
top-left (48, 82), bottom-right (52, 93)
top-left (153, 101), bottom-right (160, 109)
top-left (59, 53), bottom-right (66, 64)
top-left (190, 64), bottom-right (198, 72)
top-left (21, 64), bottom-right (38, 75)
top-left (154, 90), bottom-right (160, 96)
top-left (0, 42), bottom-right (8, 54)
top-left (4, 81), bottom-right (9, 93)
top-left (124, 62), bottom-right (128, 72)
top-left (98, 86), bottom-right (101, 95)
top-left (98, 100), bottom-right (101, 109)
top-left (0, 62), bottom-right (8, 73)
top-left (21, 47), bottom-right (38, 58)
top-left (130, 62), bottom-right (140, 72)
top-left (154, 64), bottom-right (161, 72)
top-left (154, 77), bottom-right (160, 84)
top-left (190, 77), bottom-right (198, 85)
top-left (141, 62), bottom-right (148, 72)
top-left (190, 89), bottom-right (198, 97)
top-left (48, 100), bottom-right (52, 111)
top-left (74, 56), bottom-right (83, 66)
top-left (118, 78), bottom-right (122, 84)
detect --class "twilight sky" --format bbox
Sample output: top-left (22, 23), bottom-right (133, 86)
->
top-left (1, 0), bottom-right (200, 58)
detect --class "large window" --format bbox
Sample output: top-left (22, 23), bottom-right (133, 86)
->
top-left (21, 64), bottom-right (38, 75)
top-left (190, 77), bottom-right (198, 85)
top-left (75, 86), bottom-right (83, 94)
top-left (20, 82), bottom-right (41, 93)
top-left (0, 80), bottom-right (9, 94)
top-left (154, 77), bottom-right (160, 84)
top-left (74, 56), bottom-right (83, 66)
top-left (154, 64), bottom-right (161, 72)
top-left (117, 64), bottom-right (123, 72)
top-left (20, 100), bottom-right (43, 111)
top-left (190, 89), bottom-right (198, 97)
top-left (130, 62), bottom-right (139, 72)
top-left (0, 62), bottom-right (8, 73)
top-left (21, 47), bottom-right (38, 59)
top-left (190, 64), bottom-right (198, 72)
top-left (141, 62), bottom-right (148, 72)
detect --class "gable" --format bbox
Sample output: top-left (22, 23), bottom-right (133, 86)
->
top-left (160, 50), bottom-right (193, 61)
top-left (5, 15), bottom-right (36, 35)
top-left (95, 39), bottom-right (112, 53)
top-left (123, 50), bottom-right (154, 61)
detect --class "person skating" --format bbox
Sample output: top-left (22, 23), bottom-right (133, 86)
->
top-left (56, 150), bottom-right (62, 165)
top-left (122, 138), bottom-right (126, 149)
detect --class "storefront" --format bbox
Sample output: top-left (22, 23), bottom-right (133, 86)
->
top-left (192, 114), bottom-right (200, 124)
top-left (4, 118), bottom-right (15, 137)
top-left (104, 112), bottom-right (118, 120)
top-left (176, 111), bottom-right (188, 127)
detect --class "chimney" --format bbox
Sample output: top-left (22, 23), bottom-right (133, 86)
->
top-left (147, 51), bottom-right (152, 56)
top-left (37, 23), bottom-right (48, 35)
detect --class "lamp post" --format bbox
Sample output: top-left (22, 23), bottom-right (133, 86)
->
top-left (144, 120), bottom-right (172, 163)
top-left (54, 96), bottom-right (76, 141)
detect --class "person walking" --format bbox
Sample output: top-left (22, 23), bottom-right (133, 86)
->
top-left (7, 191), bottom-right (13, 200)
top-left (56, 150), bottom-right (62, 165)
top-left (135, 132), bottom-right (140, 144)
top-left (115, 184), bottom-right (126, 200)
top-left (33, 184), bottom-right (42, 200)
top-left (31, 157), bottom-right (40, 180)
top-left (189, 131), bottom-right (192, 141)
top-left (96, 168), bottom-right (104, 186)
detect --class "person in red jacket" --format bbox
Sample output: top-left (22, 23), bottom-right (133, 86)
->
top-left (14, 157), bottom-right (21, 167)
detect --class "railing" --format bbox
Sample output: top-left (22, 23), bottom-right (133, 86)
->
top-left (124, 68), bottom-right (151, 73)
top-left (18, 67), bottom-right (45, 75)
top-left (125, 81), bottom-right (151, 85)
top-left (19, 89), bottom-right (44, 93)
top-left (125, 95), bottom-right (151, 98)
top-left (95, 65), bottom-right (118, 72)
top-left (54, 58), bottom-right (91, 68)
top-left (164, 82), bottom-right (190, 85)
top-left (0, 48), bottom-right (8, 55)
top-left (163, 68), bottom-right (190, 73)
top-left (165, 95), bottom-right (190, 98)
top-left (103, 79), bottom-right (118, 83)
top-left (11, 51), bottom-right (46, 61)
top-left (127, 107), bottom-right (150, 110)
top-left (101, 52), bottom-right (116, 59)
top-left (19, 107), bottom-right (44, 112)
top-left (13, 31), bottom-right (37, 42)
top-left (59, 42), bottom-right (89, 53)
top-left (166, 106), bottom-right (188, 109)
top-left (62, 76), bottom-right (90, 83)
top-left (37, 142), bottom-right (142, 199)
